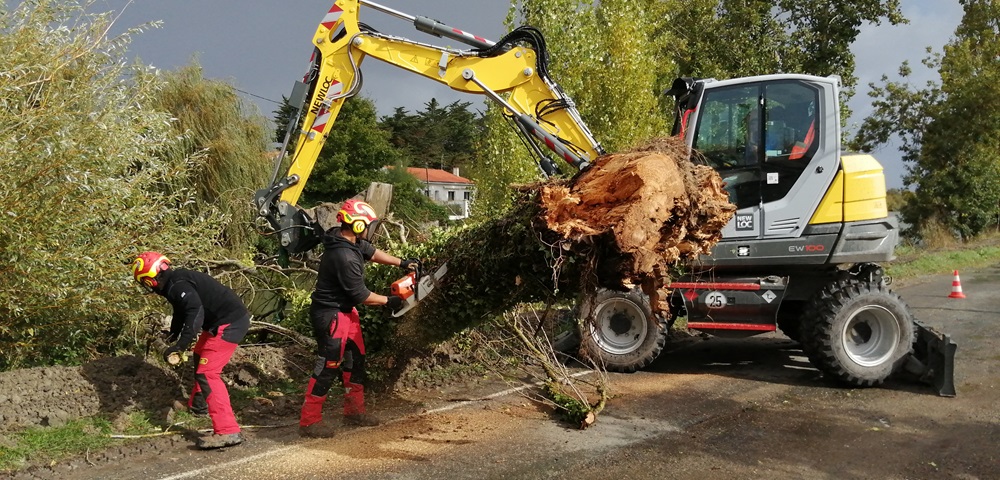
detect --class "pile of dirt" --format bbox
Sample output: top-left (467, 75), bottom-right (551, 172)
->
top-left (0, 356), bottom-right (181, 433)
top-left (0, 344), bottom-right (315, 434)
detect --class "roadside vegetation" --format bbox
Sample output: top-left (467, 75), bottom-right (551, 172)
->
top-left (5, 237), bottom-right (999, 472)
top-left (2, 0), bottom-right (999, 472)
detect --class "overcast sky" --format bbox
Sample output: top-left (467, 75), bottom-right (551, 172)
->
top-left (96, 0), bottom-right (965, 189)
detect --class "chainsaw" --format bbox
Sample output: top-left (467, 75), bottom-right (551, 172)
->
top-left (389, 261), bottom-right (447, 317)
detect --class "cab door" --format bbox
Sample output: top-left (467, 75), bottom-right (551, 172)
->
top-left (756, 79), bottom-right (838, 238)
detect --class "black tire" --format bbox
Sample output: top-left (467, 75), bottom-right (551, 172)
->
top-left (800, 279), bottom-right (916, 387)
top-left (578, 288), bottom-right (668, 372)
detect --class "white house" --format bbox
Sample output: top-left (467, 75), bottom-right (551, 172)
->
top-left (406, 167), bottom-right (475, 220)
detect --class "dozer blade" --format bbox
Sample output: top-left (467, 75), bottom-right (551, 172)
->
top-left (905, 321), bottom-right (958, 397)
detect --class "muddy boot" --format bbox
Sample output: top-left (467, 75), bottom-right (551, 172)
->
top-left (299, 421), bottom-right (336, 438)
top-left (343, 413), bottom-right (381, 427)
top-left (196, 433), bottom-right (243, 449)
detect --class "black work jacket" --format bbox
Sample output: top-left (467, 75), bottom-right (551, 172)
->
top-left (155, 268), bottom-right (250, 349)
top-left (311, 230), bottom-right (376, 312)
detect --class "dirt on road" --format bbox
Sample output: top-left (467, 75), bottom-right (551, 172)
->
top-left (2, 268), bottom-right (997, 480)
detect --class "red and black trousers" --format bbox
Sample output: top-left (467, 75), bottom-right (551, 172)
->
top-left (187, 318), bottom-right (248, 435)
top-left (300, 307), bottom-right (368, 427)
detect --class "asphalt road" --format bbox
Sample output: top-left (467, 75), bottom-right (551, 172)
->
top-left (53, 267), bottom-right (999, 480)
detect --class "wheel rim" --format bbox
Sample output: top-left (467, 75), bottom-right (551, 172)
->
top-left (841, 304), bottom-right (901, 367)
top-left (589, 297), bottom-right (648, 355)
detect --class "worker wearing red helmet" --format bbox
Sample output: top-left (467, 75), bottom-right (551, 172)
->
top-left (299, 199), bottom-right (418, 438)
top-left (131, 252), bottom-right (250, 449)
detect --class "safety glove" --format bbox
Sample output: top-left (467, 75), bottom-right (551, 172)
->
top-left (162, 345), bottom-right (187, 365)
top-left (385, 295), bottom-right (404, 312)
top-left (399, 258), bottom-right (421, 272)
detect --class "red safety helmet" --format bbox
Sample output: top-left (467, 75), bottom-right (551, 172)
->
top-left (132, 251), bottom-right (171, 290)
top-left (337, 199), bottom-right (378, 234)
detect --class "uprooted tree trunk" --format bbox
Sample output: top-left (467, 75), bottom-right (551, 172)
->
top-left (365, 136), bottom-right (734, 426)
top-left (393, 136), bottom-right (733, 338)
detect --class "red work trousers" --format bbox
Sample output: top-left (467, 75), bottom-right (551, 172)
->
top-left (188, 324), bottom-right (241, 435)
top-left (300, 307), bottom-right (367, 427)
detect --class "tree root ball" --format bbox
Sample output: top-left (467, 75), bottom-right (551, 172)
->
top-left (539, 136), bottom-right (734, 313)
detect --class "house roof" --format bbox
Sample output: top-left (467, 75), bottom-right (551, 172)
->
top-left (404, 167), bottom-right (473, 185)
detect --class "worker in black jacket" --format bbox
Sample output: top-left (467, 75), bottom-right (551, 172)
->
top-left (132, 251), bottom-right (249, 449)
top-left (299, 199), bottom-right (417, 438)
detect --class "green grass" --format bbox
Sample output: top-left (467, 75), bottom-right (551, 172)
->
top-left (888, 239), bottom-right (1000, 281)
top-left (0, 412), bottom-right (176, 472)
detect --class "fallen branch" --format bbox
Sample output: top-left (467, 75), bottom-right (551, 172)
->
top-left (249, 320), bottom-right (316, 349)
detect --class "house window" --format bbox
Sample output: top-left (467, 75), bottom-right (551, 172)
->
top-left (448, 191), bottom-right (455, 201)
top-left (464, 191), bottom-right (471, 200)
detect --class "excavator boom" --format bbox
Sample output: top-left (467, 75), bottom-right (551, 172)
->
top-left (254, 0), bottom-right (605, 252)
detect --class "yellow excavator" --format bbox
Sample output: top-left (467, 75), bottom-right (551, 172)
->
top-left (254, 0), bottom-right (956, 396)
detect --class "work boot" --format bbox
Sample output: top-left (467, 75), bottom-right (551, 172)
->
top-left (343, 413), bottom-right (381, 427)
top-left (196, 433), bottom-right (243, 450)
top-left (299, 421), bottom-right (336, 438)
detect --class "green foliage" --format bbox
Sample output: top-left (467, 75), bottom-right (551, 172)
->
top-left (277, 287), bottom-right (315, 340)
top-left (466, 106), bottom-right (543, 216)
top-left (853, 0), bottom-right (1000, 240)
top-left (885, 188), bottom-right (913, 213)
top-left (364, 192), bottom-right (584, 352)
top-left (543, 380), bottom-right (592, 425)
top-left (474, 0), bottom-right (672, 214)
top-left (148, 63), bottom-right (273, 253)
top-left (299, 96), bottom-right (401, 206)
top-left (381, 99), bottom-right (483, 171)
top-left (0, 0), bottom-right (270, 370)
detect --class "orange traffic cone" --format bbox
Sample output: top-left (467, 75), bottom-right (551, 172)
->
top-left (948, 270), bottom-right (966, 299)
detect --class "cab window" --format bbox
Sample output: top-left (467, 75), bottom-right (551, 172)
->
top-left (692, 86), bottom-right (759, 171)
top-left (692, 81), bottom-right (820, 209)
top-left (692, 85), bottom-right (761, 209)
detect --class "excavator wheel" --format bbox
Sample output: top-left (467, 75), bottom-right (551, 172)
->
top-left (800, 278), bottom-right (916, 387)
top-left (577, 288), bottom-right (668, 372)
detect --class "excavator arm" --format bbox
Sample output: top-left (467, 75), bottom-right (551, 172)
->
top-left (255, 0), bottom-right (604, 252)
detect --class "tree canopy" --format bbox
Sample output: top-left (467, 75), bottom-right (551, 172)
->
top-left (470, 0), bottom-right (906, 213)
top-left (381, 99), bottom-right (483, 173)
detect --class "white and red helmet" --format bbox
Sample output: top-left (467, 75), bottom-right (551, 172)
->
top-left (132, 251), bottom-right (171, 289)
top-left (337, 199), bottom-right (378, 234)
